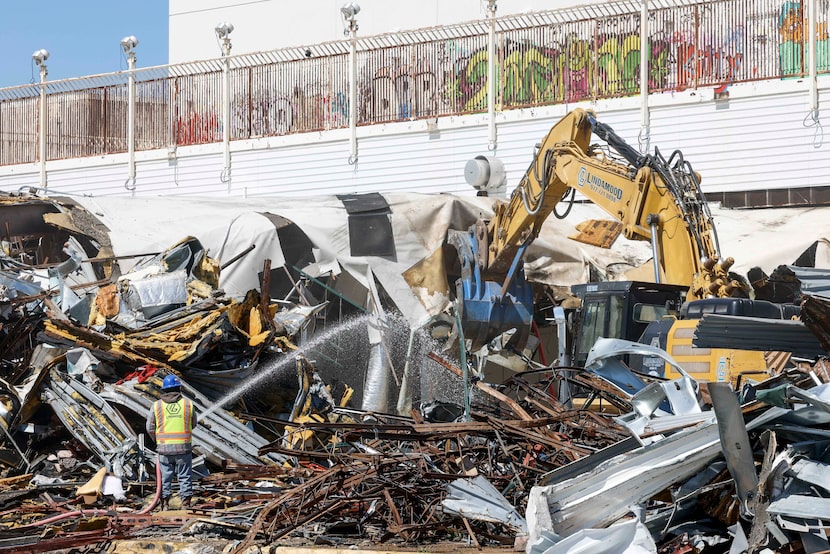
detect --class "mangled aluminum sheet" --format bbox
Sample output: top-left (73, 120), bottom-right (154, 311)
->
top-left (442, 475), bottom-right (527, 534)
top-left (41, 368), bottom-right (146, 480)
top-left (526, 400), bottom-right (789, 543)
top-left (41, 365), bottom-right (288, 478)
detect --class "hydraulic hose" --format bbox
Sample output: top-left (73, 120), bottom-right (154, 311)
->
top-left (21, 456), bottom-right (162, 527)
top-left (138, 456), bottom-right (163, 514)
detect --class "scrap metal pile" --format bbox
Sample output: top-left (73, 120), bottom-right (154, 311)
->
top-left (3, 192), bottom-right (830, 553)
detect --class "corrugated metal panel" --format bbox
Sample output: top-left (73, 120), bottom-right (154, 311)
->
top-left (38, 153), bottom-right (229, 197)
top-left (694, 314), bottom-right (825, 359)
top-left (46, 166), bottom-right (133, 197)
top-left (159, 154), bottom-right (228, 196)
top-left (232, 142), bottom-right (348, 197)
top-left (232, 124), bottom-right (488, 197)
top-left (1, 173), bottom-right (40, 192)
top-left (650, 90), bottom-right (830, 193)
top-left (790, 267), bottom-right (830, 298)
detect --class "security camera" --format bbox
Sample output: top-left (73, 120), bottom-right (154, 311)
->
top-left (32, 49), bottom-right (49, 65)
top-left (215, 22), bottom-right (234, 39)
top-left (340, 2), bottom-right (360, 20)
top-left (120, 35), bottom-right (139, 53)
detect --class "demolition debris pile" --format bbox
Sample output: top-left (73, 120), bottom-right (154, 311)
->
top-left (3, 191), bottom-right (830, 553)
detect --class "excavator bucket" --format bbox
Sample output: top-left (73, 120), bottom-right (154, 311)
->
top-left (447, 229), bottom-right (533, 350)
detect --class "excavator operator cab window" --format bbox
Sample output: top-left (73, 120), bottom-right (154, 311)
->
top-left (576, 301), bottom-right (604, 364)
top-left (632, 303), bottom-right (673, 323)
top-left (576, 294), bottom-right (624, 366)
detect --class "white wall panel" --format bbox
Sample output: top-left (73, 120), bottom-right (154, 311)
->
top-left (648, 90), bottom-right (828, 193)
top-left (160, 154), bottom-right (229, 196)
top-left (44, 166), bottom-right (130, 197)
top-left (0, 171), bottom-right (40, 194)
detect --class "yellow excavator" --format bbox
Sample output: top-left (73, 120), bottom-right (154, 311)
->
top-left (447, 108), bottom-right (779, 383)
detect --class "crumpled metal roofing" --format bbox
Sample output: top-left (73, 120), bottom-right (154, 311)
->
top-left (442, 475), bottom-right (527, 534)
top-left (789, 266), bottom-right (830, 298)
top-left (693, 314), bottom-right (826, 360)
top-left (799, 293), bottom-right (830, 356)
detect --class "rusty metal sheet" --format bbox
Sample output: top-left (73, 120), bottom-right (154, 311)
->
top-left (568, 219), bottom-right (623, 249)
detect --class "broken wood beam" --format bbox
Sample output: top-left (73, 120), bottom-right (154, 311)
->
top-left (427, 352), bottom-right (533, 420)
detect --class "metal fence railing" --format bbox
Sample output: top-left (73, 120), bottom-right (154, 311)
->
top-left (0, 0), bottom-right (826, 166)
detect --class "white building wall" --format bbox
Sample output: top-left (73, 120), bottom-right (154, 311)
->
top-left (3, 77), bottom-right (827, 199)
top-left (169, 0), bottom-right (590, 64)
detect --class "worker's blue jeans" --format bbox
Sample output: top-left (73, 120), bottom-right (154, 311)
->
top-left (159, 452), bottom-right (193, 500)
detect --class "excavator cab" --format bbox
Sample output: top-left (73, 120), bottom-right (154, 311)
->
top-left (570, 281), bottom-right (687, 368)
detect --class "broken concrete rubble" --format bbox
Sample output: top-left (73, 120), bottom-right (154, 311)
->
top-left (3, 191), bottom-right (830, 553)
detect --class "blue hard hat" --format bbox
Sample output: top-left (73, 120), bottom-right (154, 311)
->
top-left (162, 374), bottom-right (182, 390)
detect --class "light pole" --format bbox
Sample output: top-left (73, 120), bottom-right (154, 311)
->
top-left (341, 2), bottom-right (360, 165)
top-left (121, 36), bottom-right (139, 194)
top-left (215, 22), bottom-right (234, 190)
top-left (809, 0), bottom-right (818, 122)
top-left (32, 49), bottom-right (49, 190)
top-left (639, 1), bottom-right (651, 153)
top-left (487, 0), bottom-right (497, 152)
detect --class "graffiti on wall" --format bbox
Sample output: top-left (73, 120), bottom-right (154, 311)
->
top-left (176, 112), bottom-right (220, 145)
top-left (674, 29), bottom-right (747, 92)
top-left (366, 59), bottom-right (441, 122)
top-left (171, 0), bottom-right (830, 145)
top-left (8, 0), bottom-right (830, 155)
top-left (779, 1), bottom-right (830, 76)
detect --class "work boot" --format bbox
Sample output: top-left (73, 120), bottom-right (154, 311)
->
top-left (180, 496), bottom-right (191, 508)
top-left (159, 497), bottom-right (170, 511)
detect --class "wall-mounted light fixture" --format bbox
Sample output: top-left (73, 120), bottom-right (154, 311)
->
top-left (120, 35), bottom-right (139, 55)
top-left (341, 2), bottom-right (360, 35)
top-left (215, 22), bottom-right (234, 56)
top-left (215, 22), bottom-right (234, 39)
top-left (32, 49), bottom-right (50, 66)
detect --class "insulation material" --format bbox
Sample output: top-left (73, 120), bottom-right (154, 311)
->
top-left (76, 467), bottom-right (107, 504)
top-left (121, 269), bottom-right (188, 319)
top-left (362, 337), bottom-right (389, 412)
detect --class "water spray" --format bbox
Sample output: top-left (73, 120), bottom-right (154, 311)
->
top-left (197, 314), bottom-right (373, 423)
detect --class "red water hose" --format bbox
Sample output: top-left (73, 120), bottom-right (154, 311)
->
top-left (21, 457), bottom-right (162, 527)
top-left (138, 457), bottom-right (163, 514)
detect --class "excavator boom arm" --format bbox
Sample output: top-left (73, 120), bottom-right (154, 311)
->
top-left (450, 108), bottom-right (738, 350)
top-left (485, 108), bottom-right (734, 300)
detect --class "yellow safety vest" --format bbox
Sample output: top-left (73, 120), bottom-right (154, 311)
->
top-left (153, 398), bottom-right (193, 446)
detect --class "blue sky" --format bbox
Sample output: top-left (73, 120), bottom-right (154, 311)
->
top-left (0, 0), bottom-right (169, 88)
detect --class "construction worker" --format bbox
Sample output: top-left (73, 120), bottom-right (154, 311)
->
top-left (146, 374), bottom-right (198, 510)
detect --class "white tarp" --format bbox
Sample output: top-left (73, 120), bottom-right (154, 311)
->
top-left (42, 192), bottom-right (830, 331)
top-left (66, 193), bottom-right (653, 326)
